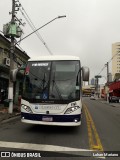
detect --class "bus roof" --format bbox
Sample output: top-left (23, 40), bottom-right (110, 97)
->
top-left (28, 55), bottom-right (80, 61)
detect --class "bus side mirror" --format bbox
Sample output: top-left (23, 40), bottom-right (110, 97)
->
top-left (82, 66), bottom-right (90, 81)
top-left (10, 69), bottom-right (18, 82)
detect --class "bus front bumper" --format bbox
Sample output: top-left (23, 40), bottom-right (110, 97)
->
top-left (21, 112), bottom-right (81, 126)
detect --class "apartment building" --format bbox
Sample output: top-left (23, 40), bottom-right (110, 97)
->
top-left (112, 42), bottom-right (120, 80)
top-left (0, 33), bottom-right (30, 104)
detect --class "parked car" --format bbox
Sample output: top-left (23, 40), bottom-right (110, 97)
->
top-left (90, 95), bottom-right (96, 100)
top-left (109, 96), bottom-right (120, 103)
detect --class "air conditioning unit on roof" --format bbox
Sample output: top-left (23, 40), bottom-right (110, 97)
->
top-left (4, 58), bottom-right (10, 66)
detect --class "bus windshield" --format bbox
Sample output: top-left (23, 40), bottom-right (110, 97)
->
top-left (22, 60), bottom-right (80, 103)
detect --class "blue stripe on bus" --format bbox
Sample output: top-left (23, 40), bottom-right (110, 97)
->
top-left (21, 112), bottom-right (81, 122)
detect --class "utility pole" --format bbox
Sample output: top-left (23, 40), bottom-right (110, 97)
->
top-left (105, 62), bottom-right (109, 103)
top-left (3, 1), bottom-right (65, 113)
top-left (95, 75), bottom-right (101, 98)
top-left (8, 0), bottom-right (16, 113)
top-left (105, 61), bottom-right (109, 83)
top-left (95, 77), bottom-right (99, 98)
top-left (3, 0), bottom-right (22, 113)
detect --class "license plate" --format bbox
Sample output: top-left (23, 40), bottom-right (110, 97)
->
top-left (42, 117), bottom-right (53, 122)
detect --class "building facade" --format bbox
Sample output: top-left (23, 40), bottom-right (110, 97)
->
top-left (0, 33), bottom-right (30, 104)
top-left (112, 42), bottom-right (120, 79)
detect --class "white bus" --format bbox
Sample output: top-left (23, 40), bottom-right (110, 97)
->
top-left (18, 55), bottom-right (89, 126)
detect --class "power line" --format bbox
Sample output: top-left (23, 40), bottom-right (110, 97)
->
top-left (97, 65), bottom-right (106, 75)
top-left (19, 2), bottom-right (53, 55)
top-left (97, 50), bottom-right (120, 76)
top-left (15, 15), bottom-right (66, 45)
top-left (108, 50), bottom-right (120, 63)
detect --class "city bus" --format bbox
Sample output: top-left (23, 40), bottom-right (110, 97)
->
top-left (18, 55), bottom-right (89, 126)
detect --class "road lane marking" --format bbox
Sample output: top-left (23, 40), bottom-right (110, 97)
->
top-left (83, 103), bottom-right (104, 151)
top-left (0, 141), bottom-right (100, 157)
top-left (0, 141), bottom-right (91, 152)
top-left (0, 141), bottom-right (105, 158)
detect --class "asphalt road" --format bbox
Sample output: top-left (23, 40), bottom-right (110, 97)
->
top-left (0, 97), bottom-right (119, 159)
top-left (84, 97), bottom-right (120, 151)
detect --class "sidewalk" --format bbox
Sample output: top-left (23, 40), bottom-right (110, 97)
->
top-left (96, 98), bottom-right (120, 107)
top-left (0, 104), bottom-right (20, 123)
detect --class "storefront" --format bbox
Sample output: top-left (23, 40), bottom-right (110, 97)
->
top-left (0, 77), bottom-right (8, 103)
top-left (0, 73), bottom-right (24, 105)
top-left (0, 64), bottom-right (9, 103)
top-left (0, 33), bottom-right (30, 105)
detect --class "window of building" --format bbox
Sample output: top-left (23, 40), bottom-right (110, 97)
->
top-left (4, 48), bottom-right (9, 57)
top-left (0, 47), bottom-right (3, 53)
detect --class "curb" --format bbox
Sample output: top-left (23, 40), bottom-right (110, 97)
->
top-left (0, 113), bottom-right (21, 124)
top-left (98, 99), bottom-right (120, 108)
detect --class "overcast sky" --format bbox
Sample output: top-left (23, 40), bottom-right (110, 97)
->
top-left (1, 0), bottom-right (120, 84)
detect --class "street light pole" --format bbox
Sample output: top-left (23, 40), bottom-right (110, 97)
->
top-left (105, 62), bottom-right (109, 103)
top-left (16, 15), bottom-right (66, 45)
top-left (8, 14), bottom-right (66, 113)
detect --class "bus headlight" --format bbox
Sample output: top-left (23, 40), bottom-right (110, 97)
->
top-left (21, 104), bottom-right (33, 113)
top-left (64, 106), bottom-right (80, 114)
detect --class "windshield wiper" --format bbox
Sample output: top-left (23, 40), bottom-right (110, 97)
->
top-left (42, 73), bottom-right (46, 89)
top-left (51, 72), bottom-right (63, 100)
top-left (33, 73), bottom-right (48, 92)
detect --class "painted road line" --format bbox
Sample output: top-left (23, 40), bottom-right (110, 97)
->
top-left (83, 103), bottom-right (104, 151)
top-left (0, 141), bottom-right (91, 152)
top-left (0, 141), bottom-right (105, 158)
top-left (0, 141), bottom-right (97, 157)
